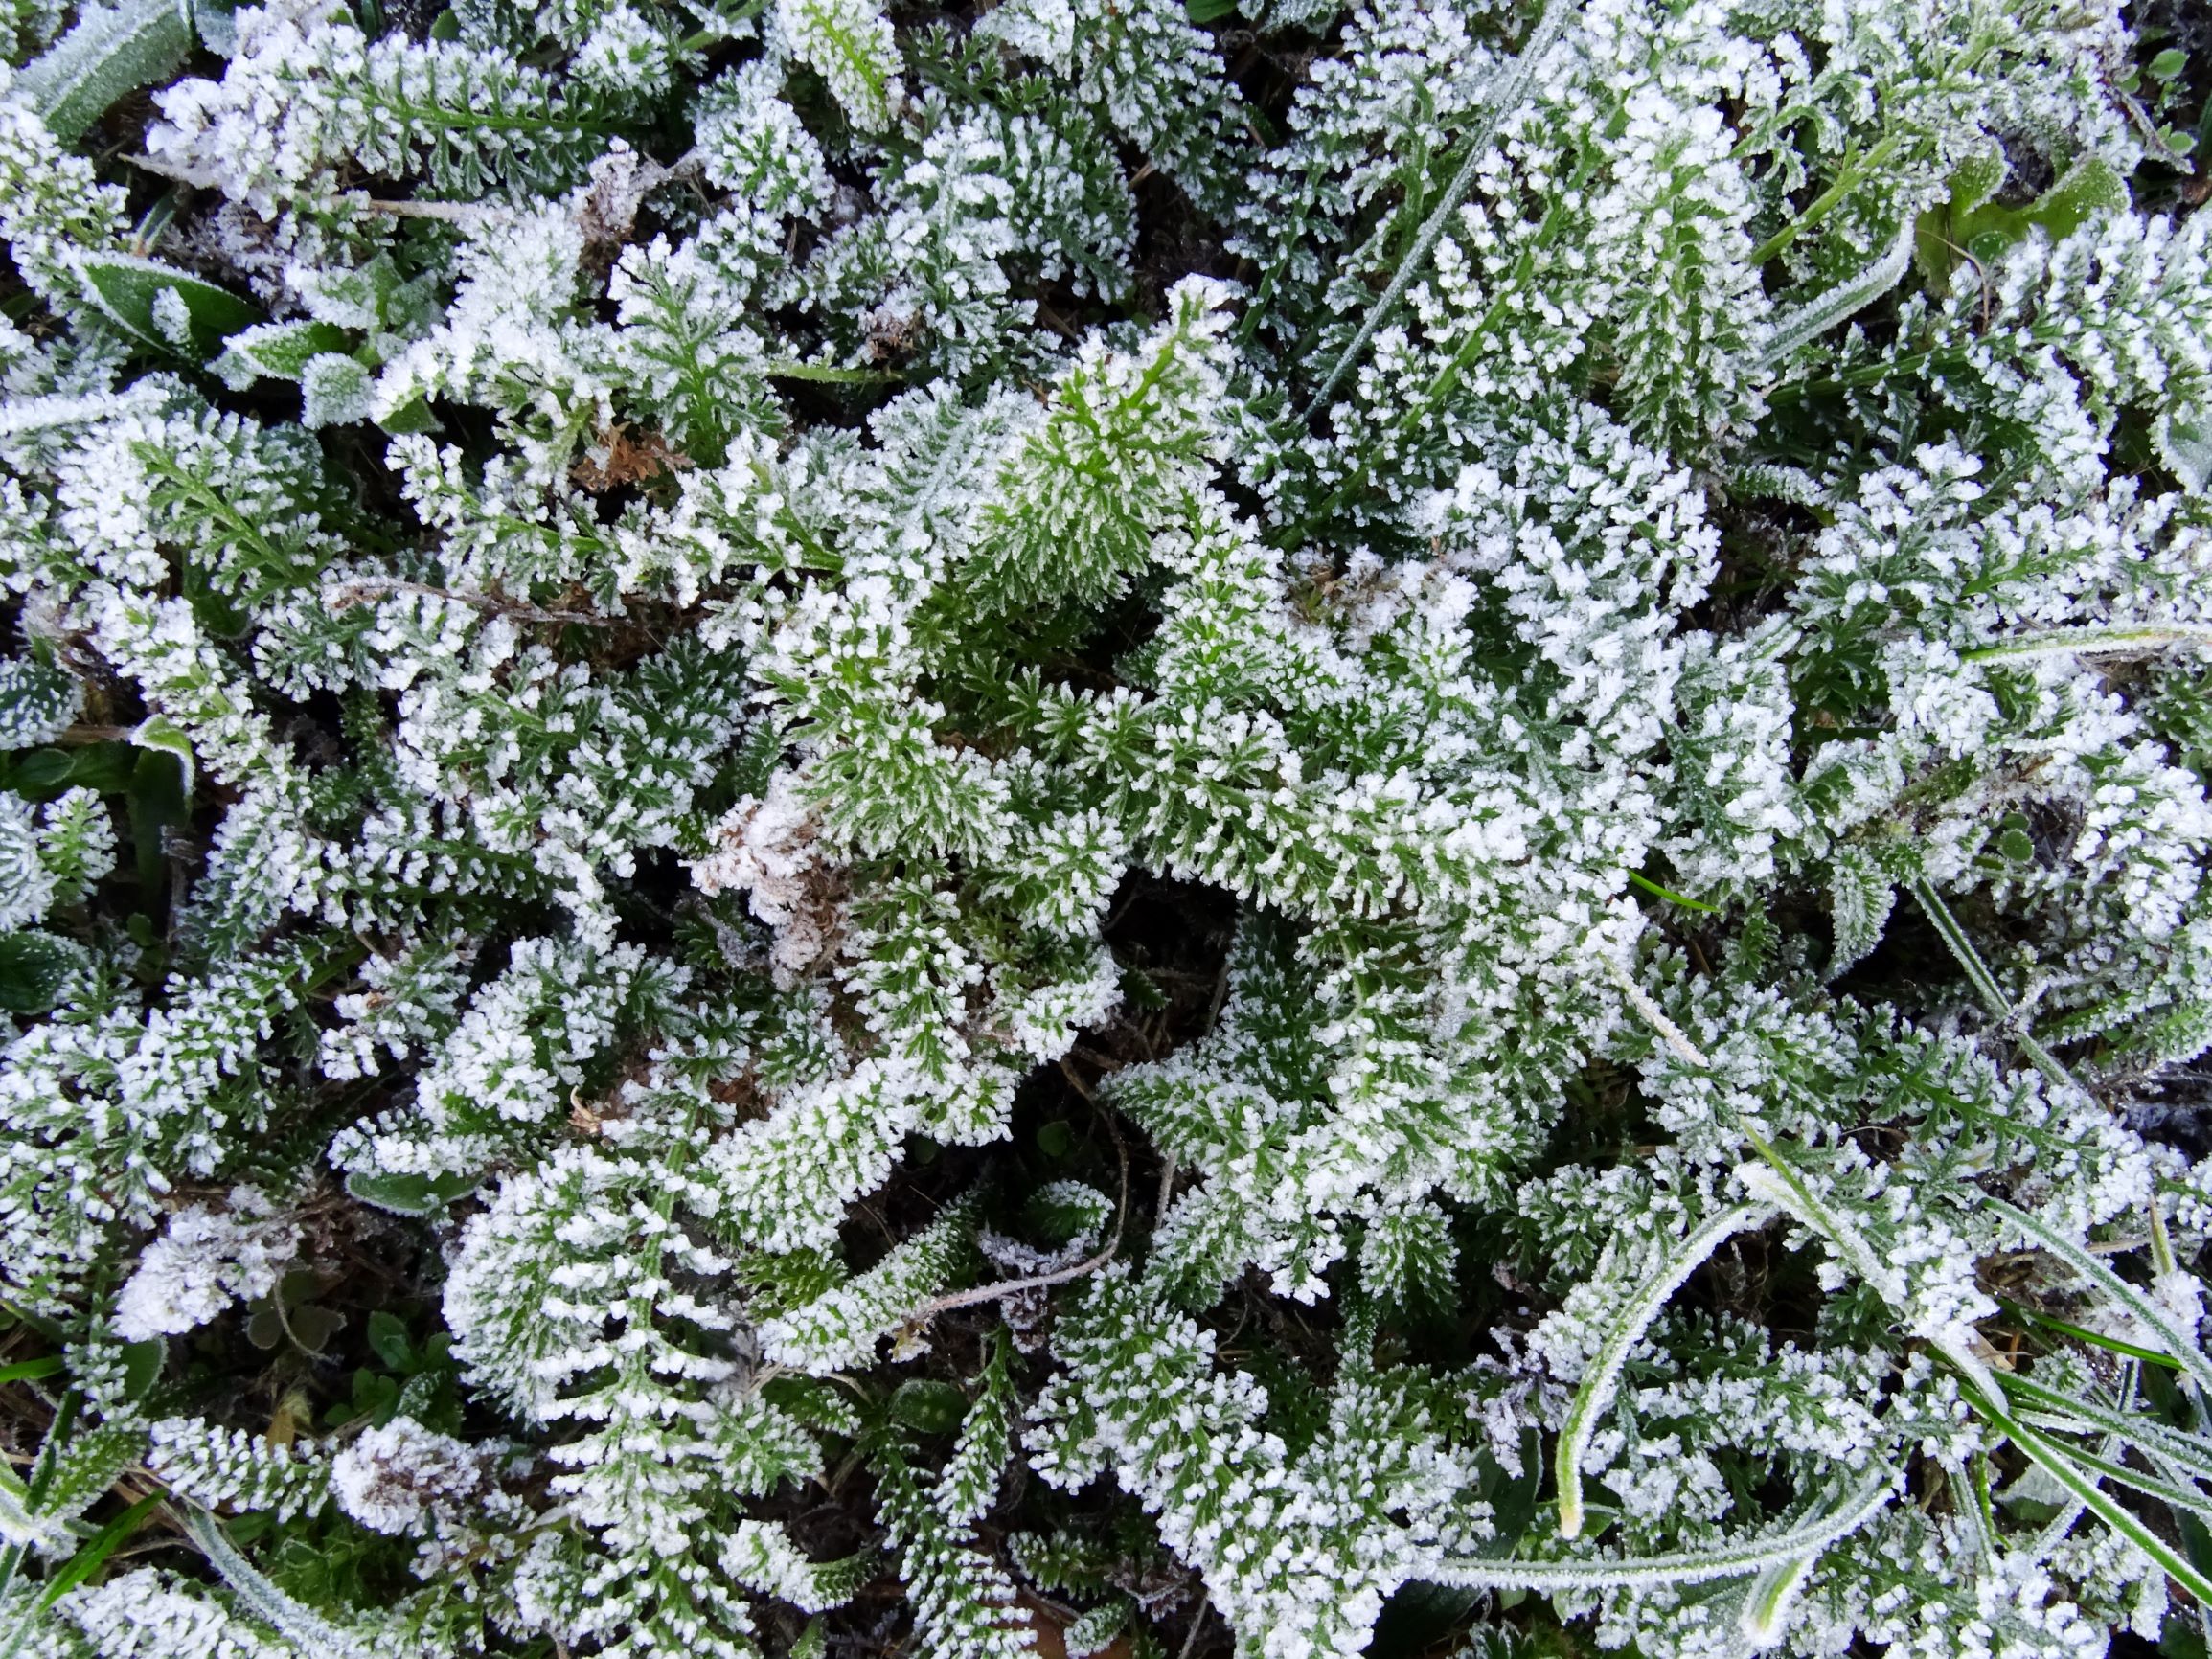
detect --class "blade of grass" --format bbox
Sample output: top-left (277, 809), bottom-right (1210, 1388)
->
top-left (1555, 1203), bottom-right (1771, 1538)
top-left (1906, 879), bottom-right (2082, 1097)
top-left (32, 1491), bottom-right (164, 1610)
top-left (1296, 0), bottom-right (1571, 422)
top-left (1969, 1381), bottom-right (2212, 1606)
top-left (1626, 871), bottom-right (1722, 913)
top-left (1997, 1373), bottom-right (2212, 1487)
top-left (1988, 1195), bottom-right (2212, 1405)
top-left (1996, 1296), bottom-right (2181, 1371)
top-left (1436, 1470), bottom-right (1893, 1592)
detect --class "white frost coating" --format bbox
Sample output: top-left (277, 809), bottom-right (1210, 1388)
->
top-left (0, 2), bottom-right (2207, 1657)
top-left (113, 1192), bottom-right (301, 1342)
top-left (331, 1418), bottom-right (501, 1536)
top-left (690, 772), bottom-right (839, 987)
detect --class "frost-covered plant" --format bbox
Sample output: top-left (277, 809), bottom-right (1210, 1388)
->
top-left (4, 0), bottom-right (2212, 1657)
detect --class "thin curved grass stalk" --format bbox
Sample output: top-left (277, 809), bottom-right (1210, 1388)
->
top-left (1603, 959), bottom-right (2001, 1393)
top-left (1956, 1454), bottom-right (2001, 1561)
top-left (1758, 218), bottom-right (1915, 371)
top-left (2152, 1200), bottom-right (2181, 1280)
top-left (1296, 0), bottom-right (1572, 422)
top-left (1738, 1549), bottom-right (1820, 1649)
top-left (1732, 1134), bottom-right (2000, 1404)
top-left (1555, 1201), bottom-right (1774, 1538)
top-left (1999, 1293), bottom-right (2181, 1371)
top-left (1958, 1383), bottom-right (2212, 1607)
top-left (2001, 1384), bottom-right (2212, 1486)
top-left (2046, 1435), bottom-right (2212, 1524)
top-left (1905, 879), bottom-right (2083, 1097)
top-left (1964, 625), bottom-right (2212, 664)
top-left (2026, 1365), bottom-right (2132, 1565)
top-left (2017, 1405), bottom-right (2212, 1468)
top-left (1432, 1470), bottom-right (1893, 1592)
top-left (1986, 1195), bottom-right (2212, 1404)
top-left (1598, 955), bottom-right (1713, 1072)
top-left (180, 1504), bottom-right (380, 1659)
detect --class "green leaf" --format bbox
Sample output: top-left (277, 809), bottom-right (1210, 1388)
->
top-left (1121, 966), bottom-right (1169, 1011)
top-left (888, 1379), bottom-right (969, 1436)
top-left (126, 744), bottom-right (188, 901)
top-left (375, 395), bottom-right (440, 436)
top-left (1065, 1602), bottom-right (1131, 1659)
top-left (0, 934), bottom-right (88, 1016)
top-left (365, 1311), bottom-right (412, 1371)
top-left (128, 716), bottom-right (196, 797)
top-left (50, 743), bottom-right (136, 800)
top-left (3, 750), bottom-right (76, 798)
top-left (2158, 401), bottom-right (2212, 493)
top-left (74, 254), bottom-right (262, 361)
top-left (1024, 1181), bottom-right (1112, 1247)
top-left (33, 1492), bottom-right (163, 1613)
top-left (343, 1169), bottom-right (480, 1216)
top-left (179, 1505), bottom-right (384, 1658)
top-left (1827, 848), bottom-right (1895, 976)
top-left (1186, 0), bottom-right (1237, 19)
top-left (215, 320), bottom-right (355, 386)
top-left (1915, 156), bottom-right (2126, 287)
top-left (287, 1304), bottom-right (344, 1353)
top-left (193, 0), bottom-right (239, 53)
top-left (121, 1340), bottom-right (163, 1400)
top-left (0, 658), bottom-right (78, 754)
top-left (2150, 48), bottom-right (2189, 81)
top-left (300, 353), bottom-right (374, 429)
top-left (15, 0), bottom-right (192, 143)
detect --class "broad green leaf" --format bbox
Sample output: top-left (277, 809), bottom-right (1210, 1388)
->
top-left (15, 0), bottom-right (191, 143)
top-left (1917, 157), bottom-right (2128, 287)
top-left (300, 352), bottom-right (375, 428)
top-left (0, 934), bottom-right (87, 1016)
top-left (344, 1169), bottom-right (480, 1216)
top-left (365, 1310), bottom-right (411, 1371)
top-left (888, 1378), bottom-right (968, 1436)
top-left (127, 715), bottom-right (195, 796)
top-left (215, 320), bottom-right (355, 387)
top-left (74, 254), bottom-right (262, 361)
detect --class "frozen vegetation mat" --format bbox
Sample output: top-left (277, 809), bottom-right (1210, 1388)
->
top-left (5, 0), bottom-right (2212, 1655)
